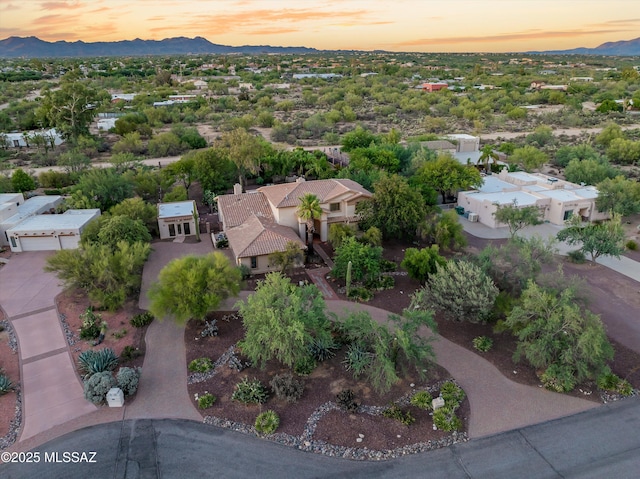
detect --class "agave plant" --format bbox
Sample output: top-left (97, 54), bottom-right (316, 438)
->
top-left (0, 373), bottom-right (13, 395)
top-left (78, 348), bottom-right (119, 378)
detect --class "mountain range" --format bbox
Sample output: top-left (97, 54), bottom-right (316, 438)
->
top-left (0, 36), bottom-right (319, 58)
top-left (0, 35), bottom-right (639, 58)
top-left (527, 37), bottom-right (640, 56)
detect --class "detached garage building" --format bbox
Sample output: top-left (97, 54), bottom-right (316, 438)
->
top-left (7, 209), bottom-right (101, 252)
top-left (157, 201), bottom-right (197, 240)
top-left (1, 194), bottom-right (63, 247)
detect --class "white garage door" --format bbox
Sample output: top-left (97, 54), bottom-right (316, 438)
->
top-left (59, 235), bottom-right (79, 250)
top-left (19, 236), bottom-right (60, 251)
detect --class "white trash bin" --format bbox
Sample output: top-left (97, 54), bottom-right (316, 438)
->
top-left (107, 387), bottom-right (125, 407)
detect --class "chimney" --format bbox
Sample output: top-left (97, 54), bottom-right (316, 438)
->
top-left (233, 183), bottom-right (243, 194)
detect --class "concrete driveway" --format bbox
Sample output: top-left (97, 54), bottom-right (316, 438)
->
top-left (0, 252), bottom-right (95, 441)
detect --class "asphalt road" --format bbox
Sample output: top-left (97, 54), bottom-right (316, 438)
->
top-left (2, 396), bottom-right (639, 479)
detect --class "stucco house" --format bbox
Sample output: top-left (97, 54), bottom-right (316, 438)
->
top-left (457, 170), bottom-right (608, 228)
top-left (7, 209), bottom-right (101, 252)
top-left (1, 193), bottom-right (63, 248)
top-left (157, 201), bottom-right (197, 240)
top-left (217, 178), bottom-right (372, 273)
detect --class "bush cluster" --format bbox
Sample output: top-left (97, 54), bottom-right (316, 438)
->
top-left (231, 377), bottom-right (269, 405)
top-left (188, 357), bottom-right (213, 373)
top-left (410, 391), bottom-right (432, 410)
top-left (116, 367), bottom-right (141, 396)
top-left (270, 373), bottom-right (304, 403)
top-left (78, 348), bottom-right (119, 378)
top-left (382, 404), bottom-right (415, 426)
top-left (197, 393), bottom-right (216, 409)
top-left (130, 312), bottom-right (154, 328)
top-left (200, 319), bottom-right (219, 338)
top-left (83, 371), bottom-right (116, 404)
top-left (79, 307), bottom-right (102, 340)
top-left (472, 336), bottom-right (493, 352)
top-left (255, 410), bottom-right (280, 435)
top-left (336, 389), bottom-right (359, 413)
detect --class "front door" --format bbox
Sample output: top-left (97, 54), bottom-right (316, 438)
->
top-left (168, 224), bottom-right (176, 237)
top-left (184, 222), bottom-right (191, 235)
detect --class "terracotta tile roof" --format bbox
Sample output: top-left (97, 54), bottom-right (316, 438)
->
top-left (226, 214), bottom-right (306, 259)
top-left (216, 192), bottom-right (273, 229)
top-left (258, 179), bottom-right (371, 208)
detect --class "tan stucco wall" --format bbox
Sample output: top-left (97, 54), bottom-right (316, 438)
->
top-left (158, 216), bottom-right (197, 240)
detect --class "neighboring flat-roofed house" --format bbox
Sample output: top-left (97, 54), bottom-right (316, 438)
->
top-left (422, 82), bottom-right (448, 92)
top-left (157, 201), bottom-right (197, 240)
top-left (216, 179), bottom-right (372, 273)
top-left (0, 195), bottom-right (63, 247)
top-left (7, 209), bottom-right (101, 252)
top-left (458, 170), bottom-right (608, 228)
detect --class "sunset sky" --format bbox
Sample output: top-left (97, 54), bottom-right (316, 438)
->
top-left (1, 0), bottom-right (639, 52)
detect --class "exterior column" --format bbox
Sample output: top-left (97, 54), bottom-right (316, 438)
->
top-left (298, 219), bottom-right (306, 243)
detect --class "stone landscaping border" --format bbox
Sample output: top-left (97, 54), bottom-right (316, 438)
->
top-left (0, 319), bottom-right (22, 450)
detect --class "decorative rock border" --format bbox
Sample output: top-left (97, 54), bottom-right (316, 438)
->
top-left (57, 311), bottom-right (80, 347)
top-left (0, 319), bottom-right (22, 450)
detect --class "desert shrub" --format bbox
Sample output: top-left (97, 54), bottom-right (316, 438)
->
top-left (567, 250), bottom-right (586, 264)
top-left (79, 307), bottom-right (102, 340)
top-left (328, 223), bottom-right (355, 248)
top-left (200, 319), bottom-right (219, 338)
top-left (0, 373), bottom-right (13, 395)
top-left (382, 404), bottom-right (415, 426)
top-left (197, 392), bottom-right (216, 409)
top-left (626, 240), bottom-right (638, 251)
top-left (336, 389), bottom-right (359, 413)
top-left (231, 377), bottom-right (269, 405)
top-left (365, 275), bottom-right (394, 290)
top-left (379, 259), bottom-right (397, 272)
top-left (293, 356), bottom-right (317, 376)
top-left (78, 348), bottom-right (119, 378)
top-left (112, 328), bottom-right (127, 339)
top-left (228, 354), bottom-right (251, 372)
top-left (308, 336), bottom-right (337, 362)
top-left (120, 345), bottom-right (141, 361)
top-left (83, 371), bottom-right (116, 404)
top-left (238, 263), bottom-right (251, 279)
top-left (410, 391), bottom-right (433, 410)
top-left (188, 357), bottom-right (213, 373)
top-left (130, 312), bottom-right (154, 328)
top-left (540, 364), bottom-right (577, 393)
top-left (433, 406), bottom-right (462, 431)
top-left (347, 286), bottom-right (373, 302)
top-left (270, 373), bottom-right (304, 403)
top-left (342, 343), bottom-right (372, 377)
top-left (472, 336), bottom-right (493, 352)
top-left (116, 367), bottom-right (141, 396)
top-left (255, 410), bottom-right (280, 435)
top-left (597, 372), bottom-right (633, 396)
top-left (440, 382), bottom-right (465, 408)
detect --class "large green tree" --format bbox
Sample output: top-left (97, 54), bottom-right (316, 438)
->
top-left (46, 240), bottom-right (151, 311)
top-left (504, 281), bottom-right (613, 392)
top-left (356, 174), bottom-right (425, 239)
top-left (37, 78), bottom-right (107, 143)
top-left (563, 158), bottom-right (619, 186)
top-left (416, 154), bottom-right (483, 204)
top-left (237, 272), bottom-right (331, 369)
top-left (148, 253), bottom-right (240, 323)
top-left (493, 203), bottom-right (543, 238)
top-left (557, 214), bottom-right (626, 262)
top-left (332, 236), bottom-right (382, 284)
top-left (11, 168), bottom-right (36, 192)
top-left (216, 128), bottom-right (270, 189)
top-left (595, 176), bottom-right (640, 216)
top-left (508, 145), bottom-right (548, 172)
top-left (68, 168), bottom-right (134, 211)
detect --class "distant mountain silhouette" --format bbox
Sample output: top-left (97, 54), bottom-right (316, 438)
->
top-left (0, 36), bottom-right (320, 58)
top-left (528, 37), bottom-right (640, 56)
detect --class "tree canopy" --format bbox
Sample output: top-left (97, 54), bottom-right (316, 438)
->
top-left (493, 203), bottom-right (543, 238)
top-left (557, 214), bottom-right (626, 262)
top-left (237, 272), bottom-right (331, 369)
top-left (415, 154), bottom-right (483, 204)
top-left (356, 173), bottom-right (425, 239)
top-left (148, 253), bottom-right (241, 323)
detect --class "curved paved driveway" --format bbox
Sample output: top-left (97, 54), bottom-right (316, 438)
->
top-left (0, 252), bottom-right (95, 441)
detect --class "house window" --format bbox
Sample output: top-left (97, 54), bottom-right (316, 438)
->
top-left (177, 223), bottom-right (182, 235)
top-left (168, 224), bottom-right (176, 237)
top-left (330, 202), bottom-right (340, 212)
top-left (563, 210), bottom-right (573, 221)
top-left (250, 256), bottom-right (257, 269)
top-left (184, 222), bottom-right (191, 235)
top-left (10, 237), bottom-right (17, 248)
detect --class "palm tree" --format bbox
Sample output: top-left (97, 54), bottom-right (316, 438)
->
top-left (297, 193), bottom-right (322, 253)
top-left (478, 144), bottom-right (500, 173)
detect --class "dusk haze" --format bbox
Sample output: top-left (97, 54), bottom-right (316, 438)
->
top-left (1, 0), bottom-right (639, 52)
